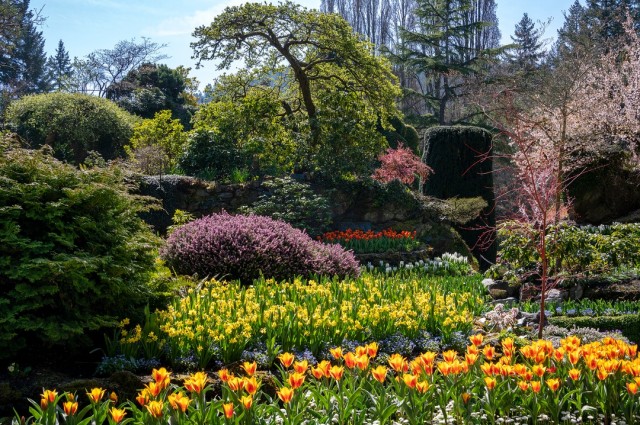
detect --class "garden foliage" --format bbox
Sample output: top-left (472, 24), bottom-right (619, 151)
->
top-left (5, 92), bottom-right (138, 164)
top-left (0, 141), bottom-right (160, 358)
top-left (497, 222), bottom-right (640, 280)
top-left (126, 110), bottom-right (189, 174)
top-left (178, 129), bottom-right (251, 182)
top-left (238, 177), bottom-right (332, 237)
top-left (160, 212), bottom-right (359, 284)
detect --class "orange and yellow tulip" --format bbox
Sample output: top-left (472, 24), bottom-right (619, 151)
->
top-left (242, 361), bottom-right (257, 376)
top-left (330, 365), bottom-right (344, 381)
top-left (63, 401), bottom-right (78, 416)
top-left (329, 347), bottom-right (343, 359)
top-left (293, 360), bottom-right (308, 374)
top-left (484, 377), bottom-right (497, 390)
top-left (222, 403), bottom-right (234, 419)
top-left (218, 368), bottom-right (232, 383)
top-left (288, 373), bottom-right (305, 389)
top-left (151, 367), bottom-right (171, 389)
top-left (168, 392), bottom-right (190, 413)
top-left (402, 373), bottom-right (418, 389)
top-left (371, 365), bottom-right (387, 383)
top-left (240, 395), bottom-right (253, 410)
top-left (277, 387), bottom-right (294, 404)
top-left (546, 378), bottom-right (560, 392)
top-left (87, 388), bottom-right (106, 404)
top-left (244, 376), bottom-right (259, 395)
top-left (145, 400), bottom-right (164, 418)
top-left (184, 372), bottom-right (208, 394)
top-left (110, 407), bottom-right (126, 423)
top-left (469, 334), bottom-right (484, 347)
top-left (278, 353), bottom-right (295, 368)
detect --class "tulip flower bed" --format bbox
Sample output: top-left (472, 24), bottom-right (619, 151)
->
top-left (22, 336), bottom-right (640, 425)
top-left (112, 272), bottom-right (486, 369)
top-left (318, 228), bottom-right (422, 253)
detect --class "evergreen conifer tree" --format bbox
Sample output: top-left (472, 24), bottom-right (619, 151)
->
top-left (398, 0), bottom-right (500, 124)
top-left (507, 13), bottom-right (545, 73)
top-left (13, 0), bottom-right (50, 94)
top-left (47, 39), bottom-right (73, 91)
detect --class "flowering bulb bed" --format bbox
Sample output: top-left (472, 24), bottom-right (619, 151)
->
top-left (318, 228), bottom-right (421, 253)
top-left (154, 273), bottom-right (485, 367)
top-left (23, 336), bottom-right (640, 425)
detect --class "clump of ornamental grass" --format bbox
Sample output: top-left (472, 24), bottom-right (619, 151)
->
top-left (160, 212), bottom-right (360, 284)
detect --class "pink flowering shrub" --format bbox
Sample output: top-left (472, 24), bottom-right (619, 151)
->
top-left (160, 212), bottom-right (360, 283)
top-left (372, 143), bottom-right (433, 185)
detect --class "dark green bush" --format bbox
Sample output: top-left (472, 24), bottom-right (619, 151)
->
top-left (423, 126), bottom-right (496, 269)
top-left (178, 129), bottom-right (252, 181)
top-left (380, 116), bottom-right (420, 152)
top-left (5, 92), bottom-right (138, 164)
top-left (238, 177), bottom-right (332, 237)
top-left (549, 314), bottom-right (640, 344)
top-left (0, 140), bottom-right (160, 359)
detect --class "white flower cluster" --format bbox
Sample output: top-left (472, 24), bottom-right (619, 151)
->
top-left (366, 252), bottom-right (471, 275)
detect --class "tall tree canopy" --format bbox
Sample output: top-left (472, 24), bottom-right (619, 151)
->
top-left (70, 38), bottom-right (167, 97)
top-left (191, 1), bottom-right (401, 176)
top-left (396, 0), bottom-right (501, 124)
top-left (105, 63), bottom-right (198, 127)
top-left (0, 0), bottom-right (48, 112)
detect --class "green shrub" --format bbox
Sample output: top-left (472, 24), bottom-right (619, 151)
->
top-left (549, 314), bottom-right (640, 343)
top-left (5, 92), bottom-right (138, 164)
top-left (0, 141), bottom-right (160, 359)
top-left (127, 110), bottom-right (189, 174)
top-left (497, 222), bottom-right (640, 279)
top-left (423, 126), bottom-right (496, 269)
top-left (239, 177), bottom-right (332, 237)
top-left (178, 129), bottom-right (252, 182)
top-left (380, 116), bottom-right (420, 152)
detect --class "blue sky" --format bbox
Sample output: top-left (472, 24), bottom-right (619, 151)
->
top-left (30, 0), bottom-right (578, 89)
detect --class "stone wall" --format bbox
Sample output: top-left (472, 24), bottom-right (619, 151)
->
top-left (136, 175), bottom-right (474, 260)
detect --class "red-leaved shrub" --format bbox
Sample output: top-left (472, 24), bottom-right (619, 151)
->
top-left (372, 143), bottom-right (433, 185)
top-left (160, 212), bottom-right (360, 283)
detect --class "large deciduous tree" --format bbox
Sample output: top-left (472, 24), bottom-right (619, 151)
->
top-left (70, 38), bottom-right (167, 97)
top-left (191, 1), bottom-right (401, 177)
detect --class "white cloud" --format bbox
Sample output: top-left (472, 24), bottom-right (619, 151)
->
top-left (146, 1), bottom-right (245, 38)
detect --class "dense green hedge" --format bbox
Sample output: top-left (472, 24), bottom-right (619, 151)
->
top-left (5, 92), bottom-right (138, 164)
top-left (0, 139), bottom-right (160, 358)
top-left (423, 126), bottom-right (496, 269)
top-left (549, 314), bottom-right (640, 344)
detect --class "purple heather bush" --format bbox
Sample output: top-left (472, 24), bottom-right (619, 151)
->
top-left (161, 212), bottom-right (360, 283)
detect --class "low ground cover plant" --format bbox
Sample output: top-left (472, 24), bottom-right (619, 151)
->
top-left (19, 335), bottom-right (640, 425)
top-left (496, 222), bottom-right (640, 283)
top-left (319, 228), bottom-right (422, 253)
top-left (160, 212), bottom-right (360, 284)
top-left (108, 271), bottom-right (486, 368)
top-left (521, 299), bottom-right (640, 317)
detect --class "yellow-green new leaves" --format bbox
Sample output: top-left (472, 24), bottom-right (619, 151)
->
top-left (191, 1), bottom-right (402, 177)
